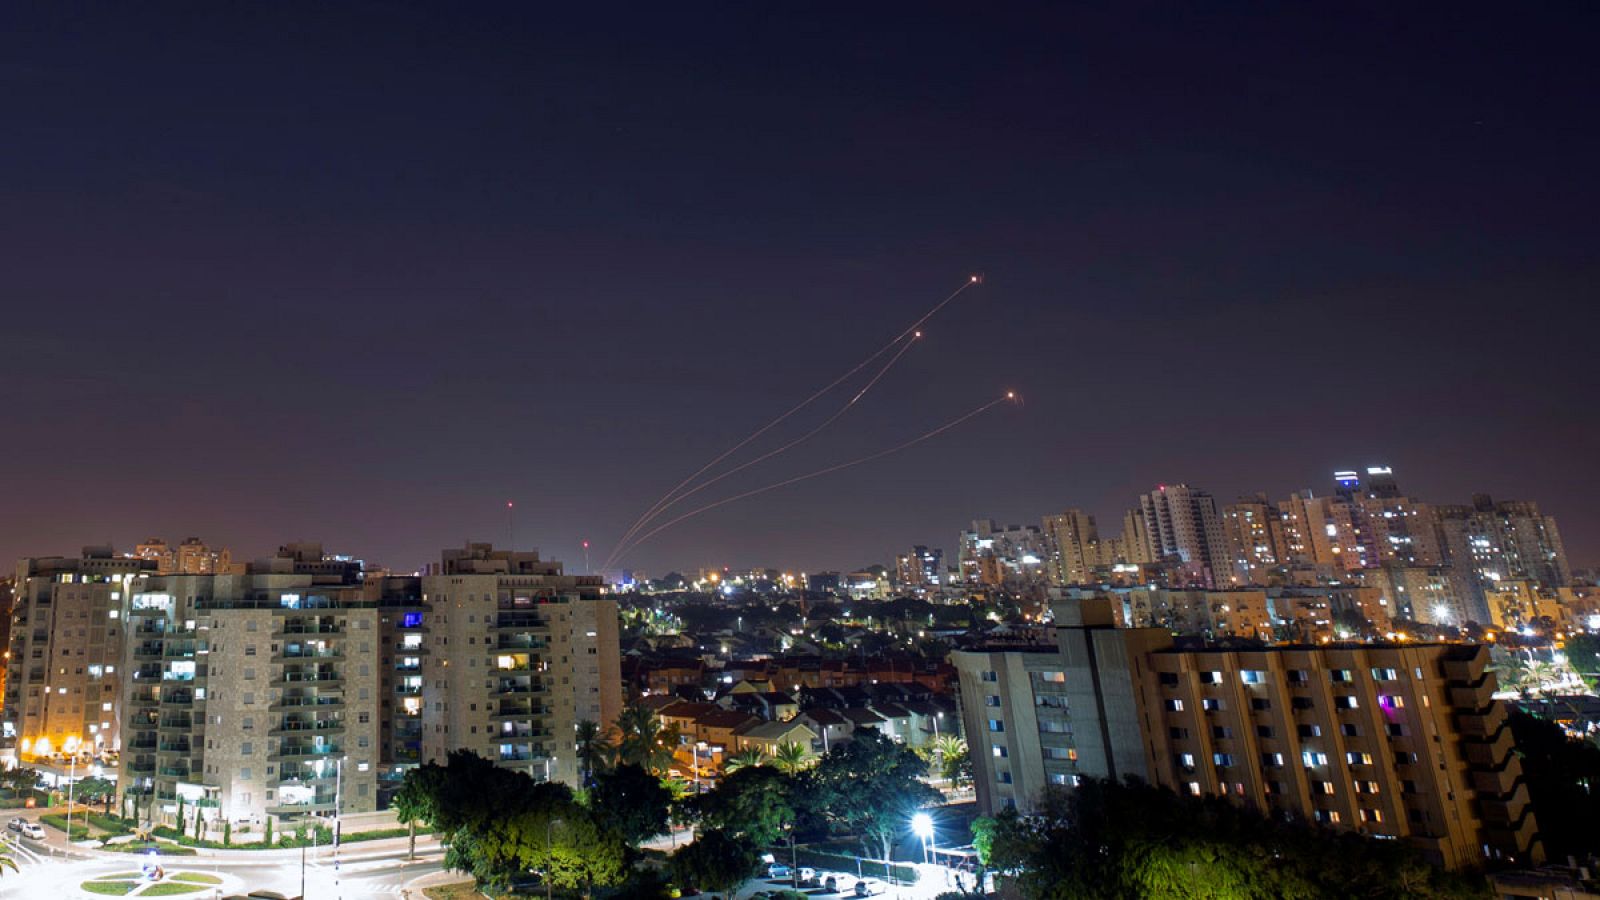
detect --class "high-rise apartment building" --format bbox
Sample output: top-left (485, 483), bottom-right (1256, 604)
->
top-left (954, 598), bottom-right (1540, 870)
top-left (4, 540), bottom-right (622, 833)
top-left (135, 537), bottom-right (238, 576)
top-left (1041, 510), bottom-right (1100, 587)
top-left (417, 543), bottom-right (623, 787)
top-left (894, 546), bottom-right (944, 588)
top-left (1436, 496), bottom-right (1569, 622)
top-left (1137, 484), bottom-right (1229, 587)
top-left (958, 520), bottom-right (1049, 587)
top-left (1221, 495), bottom-right (1286, 586)
top-left (3, 548), bottom-right (155, 762)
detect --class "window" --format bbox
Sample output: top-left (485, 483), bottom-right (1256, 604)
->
top-left (1335, 696), bottom-right (1359, 710)
top-left (1158, 672), bottom-right (1179, 686)
top-left (1386, 723), bottom-right (1405, 737)
top-left (1251, 698), bottom-right (1271, 711)
top-left (1302, 750), bottom-right (1329, 768)
top-left (1039, 720), bottom-right (1072, 734)
top-left (1341, 723), bottom-right (1360, 737)
top-left (987, 719), bottom-right (1005, 733)
top-left (985, 695), bottom-right (1000, 707)
top-left (241, 742), bottom-right (253, 756)
top-left (1177, 753), bottom-right (1196, 770)
top-left (1346, 752), bottom-right (1373, 766)
top-left (1212, 726), bottom-right (1233, 739)
top-left (1188, 782), bottom-right (1201, 796)
top-left (1240, 670), bottom-right (1266, 685)
top-left (1043, 747), bottom-right (1077, 761)
top-left (1164, 699), bottom-right (1184, 712)
top-left (1291, 697), bottom-right (1314, 710)
top-left (1359, 809), bottom-right (1383, 824)
top-left (1297, 724), bottom-right (1321, 738)
top-left (1317, 781), bottom-right (1335, 796)
top-left (1199, 671), bottom-right (1222, 685)
top-left (1330, 670), bottom-right (1353, 683)
top-left (981, 671), bottom-right (998, 683)
top-left (998, 771), bottom-right (1012, 784)
top-left (1169, 727), bottom-right (1189, 739)
top-left (1202, 698), bottom-right (1223, 712)
top-left (992, 745), bottom-right (1008, 758)
top-left (1371, 668), bottom-right (1398, 681)
top-left (1256, 725), bottom-right (1273, 738)
top-left (1260, 752), bottom-right (1284, 768)
top-left (1213, 753), bottom-right (1235, 767)
top-left (1288, 670), bottom-right (1309, 684)
top-left (1039, 671), bottom-right (1065, 684)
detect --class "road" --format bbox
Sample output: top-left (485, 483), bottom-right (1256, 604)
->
top-left (2, 807), bottom-right (447, 899)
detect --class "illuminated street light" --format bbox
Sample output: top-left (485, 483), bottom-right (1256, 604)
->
top-left (911, 811), bottom-right (935, 865)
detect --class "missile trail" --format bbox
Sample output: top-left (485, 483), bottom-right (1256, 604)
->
top-left (607, 329), bottom-right (924, 563)
top-left (611, 391), bottom-right (1016, 564)
top-left (603, 275), bottom-right (981, 570)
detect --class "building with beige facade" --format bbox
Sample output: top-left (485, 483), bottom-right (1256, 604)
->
top-left (3, 547), bottom-right (155, 764)
top-left (417, 543), bottom-right (622, 788)
top-left (954, 597), bottom-right (1540, 870)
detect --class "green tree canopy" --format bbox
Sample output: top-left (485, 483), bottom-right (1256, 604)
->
top-left (670, 831), bottom-right (759, 894)
top-left (808, 730), bottom-right (942, 861)
top-left (975, 778), bottom-right (1489, 900)
top-left (693, 765), bottom-right (795, 848)
top-left (392, 750), bottom-right (626, 894)
top-left (588, 762), bottom-right (671, 848)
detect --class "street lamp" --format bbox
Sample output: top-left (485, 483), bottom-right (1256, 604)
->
top-left (65, 754), bottom-right (76, 844)
top-left (911, 812), bottom-right (935, 866)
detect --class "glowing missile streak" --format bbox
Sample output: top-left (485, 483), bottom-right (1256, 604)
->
top-left (613, 391), bottom-right (1017, 562)
top-left (604, 275), bottom-right (981, 569)
top-left (609, 330), bottom-right (924, 562)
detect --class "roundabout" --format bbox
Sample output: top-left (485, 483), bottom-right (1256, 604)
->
top-left (79, 869), bottom-right (232, 898)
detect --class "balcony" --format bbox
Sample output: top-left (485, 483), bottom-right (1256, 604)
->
top-left (158, 717), bottom-right (196, 731)
top-left (277, 671), bottom-right (343, 686)
top-left (159, 766), bottom-right (192, 778)
top-left (278, 624), bottom-right (342, 636)
top-left (278, 745), bottom-right (343, 760)
top-left (272, 719), bottom-right (344, 736)
top-left (134, 643), bottom-right (164, 659)
top-left (494, 614), bottom-right (548, 629)
top-left (272, 695), bottom-right (345, 710)
top-left (158, 742), bottom-right (192, 753)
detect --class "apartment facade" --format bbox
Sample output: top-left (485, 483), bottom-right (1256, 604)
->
top-left (953, 598), bottom-right (1540, 870)
top-left (3, 548), bottom-right (155, 763)
top-left (417, 543), bottom-right (623, 788)
top-left (6, 540), bottom-right (623, 832)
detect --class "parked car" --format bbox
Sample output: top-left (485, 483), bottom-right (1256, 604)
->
top-left (797, 867), bottom-right (817, 885)
top-left (20, 822), bottom-right (47, 840)
top-left (7, 817), bottom-right (26, 833)
top-left (853, 878), bottom-right (883, 897)
top-left (766, 863), bottom-right (792, 880)
top-left (823, 873), bottom-right (856, 893)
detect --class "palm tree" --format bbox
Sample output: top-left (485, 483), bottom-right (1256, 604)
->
top-left (933, 735), bottom-right (970, 786)
top-left (722, 747), bottom-right (766, 774)
top-left (770, 740), bottom-right (811, 775)
top-left (0, 846), bottom-right (14, 876)
top-left (614, 703), bottom-right (678, 776)
top-left (575, 719), bottom-right (615, 786)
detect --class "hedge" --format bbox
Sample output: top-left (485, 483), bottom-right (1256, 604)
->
top-left (788, 848), bottom-right (917, 884)
top-left (40, 812), bottom-right (91, 841)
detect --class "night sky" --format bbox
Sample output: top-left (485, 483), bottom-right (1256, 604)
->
top-left (4, 3), bottom-right (1598, 576)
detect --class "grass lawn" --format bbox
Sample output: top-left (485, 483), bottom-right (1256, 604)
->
top-left (424, 882), bottom-right (487, 900)
top-left (140, 883), bottom-right (207, 896)
top-left (81, 882), bottom-right (138, 896)
top-left (172, 872), bottom-right (223, 884)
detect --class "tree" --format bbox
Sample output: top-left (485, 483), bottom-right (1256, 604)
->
top-left (770, 741), bottom-right (811, 775)
top-left (0, 767), bottom-right (40, 796)
top-left (932, 735), bottom-right (971, 787)
top-left (1565, 634), bottom-right (1600, 692)
top-left (670, 831), bottom-right (759, 895)
top-left (722, 747), bottom-right (766, 774)
top-left (1509, 709), bottom-right (1600, 859)
top-left (575, 719), bottom-right (615, 786)
top-left (394, 750), bottom-right (626, 894)
top-left (694, 765), bottom-right (795, 847)
top-left (589, 763), bottom-right (671, 848)
top-left (975, 778), bottom-right (1490, 900)
top-left (615, 702), bottom-right (680, 776)
top-left (809, 730), bottom-right (942, 862)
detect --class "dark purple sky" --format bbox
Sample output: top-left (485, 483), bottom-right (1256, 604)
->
top-left (3, 3), bottom-right (1597, 576)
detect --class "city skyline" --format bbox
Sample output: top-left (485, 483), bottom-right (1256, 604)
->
top-left (5, 4), bottom-right (1598, 576)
